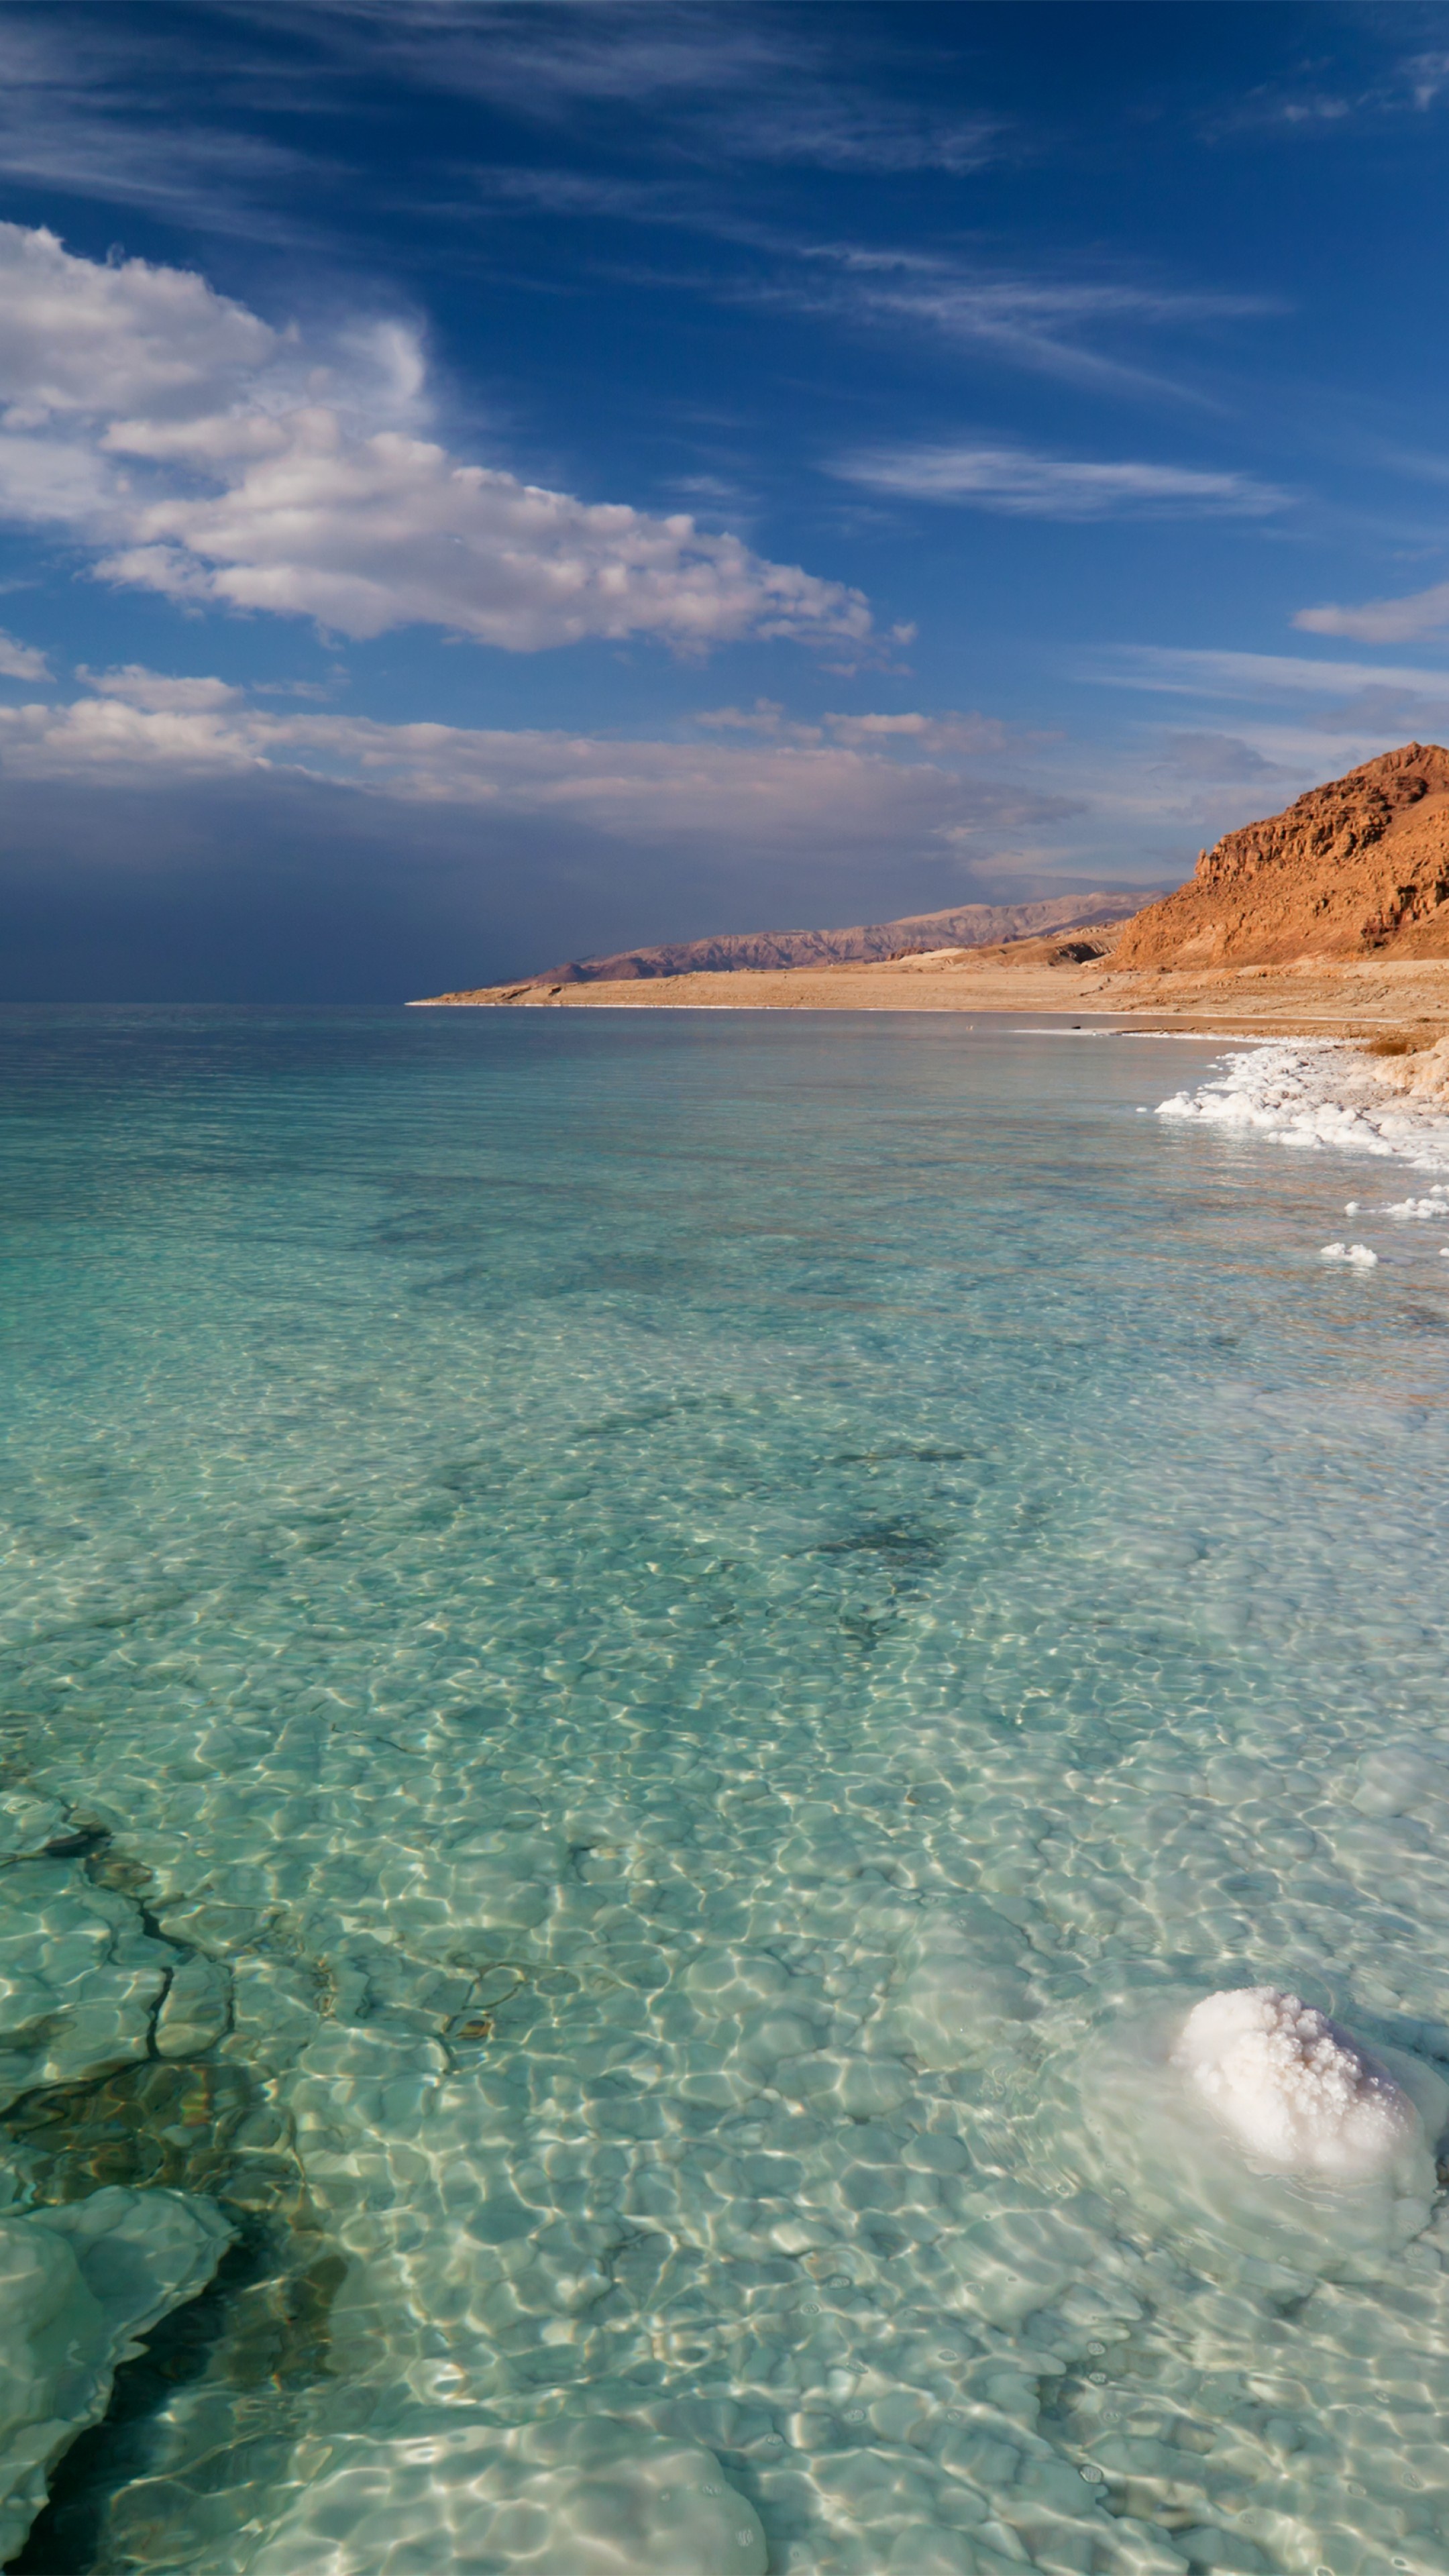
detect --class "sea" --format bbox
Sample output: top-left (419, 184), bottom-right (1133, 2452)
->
top-left (3, 1002), bottom-right (1449, 2576)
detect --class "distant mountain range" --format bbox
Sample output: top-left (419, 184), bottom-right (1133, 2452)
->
top-left (529, 890), bottom-right (1167, 984)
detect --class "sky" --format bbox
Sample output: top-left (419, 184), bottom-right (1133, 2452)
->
top-left (5, 3), bottom-right (1449, 998)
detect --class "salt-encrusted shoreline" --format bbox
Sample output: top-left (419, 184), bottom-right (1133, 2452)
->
top-left (1157, 1038), bottom-right (1449, 1179)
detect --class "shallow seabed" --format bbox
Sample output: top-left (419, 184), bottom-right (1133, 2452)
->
top-left (3, 1006), bottom-right (1449, 2576)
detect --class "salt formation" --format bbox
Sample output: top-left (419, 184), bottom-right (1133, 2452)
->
top-left (0, 2186), bottom-right (232, 2563)
top-left (1319, 1242), bottom-right (1378, 1266)
top-left (1173, 1988), bottom-right (1415, 2178)
top-left (1157, 1040), bottom-right (1449, 1171)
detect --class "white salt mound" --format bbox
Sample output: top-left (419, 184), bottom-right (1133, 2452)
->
top-left (1319, 1241), bottom-right (1378, 1266)
top-left (1173, 1988), bottom-right (1414, 2179)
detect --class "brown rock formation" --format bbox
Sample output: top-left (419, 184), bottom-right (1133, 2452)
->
top-left (1114, 742), bottom-right (1449, 969)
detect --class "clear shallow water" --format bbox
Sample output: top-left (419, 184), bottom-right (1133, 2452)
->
top-left (2, 1006), bottom-right (1449, 2575)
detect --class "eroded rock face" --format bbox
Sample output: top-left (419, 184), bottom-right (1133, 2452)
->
top-left (1114, 741), bottom-right (1449, 967)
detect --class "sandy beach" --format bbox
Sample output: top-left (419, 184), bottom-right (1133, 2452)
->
top-left (417, 931), bottom-right (1449, 1042)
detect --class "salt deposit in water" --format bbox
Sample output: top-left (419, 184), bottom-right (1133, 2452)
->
top-left (1173, 1987), bottom-right (1415, 2179)
top-left (1319, 1242), bottom-right (1378, 1266)
top-left (1157, 1039), bottom-right (1449, 1173)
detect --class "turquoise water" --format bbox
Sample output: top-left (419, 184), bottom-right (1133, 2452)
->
top-left (3, 1006), bottom-right (1449, 2576)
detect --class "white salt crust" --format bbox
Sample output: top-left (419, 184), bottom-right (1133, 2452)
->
top-left (1157, 1042), bottom-right (1449, 1173)
top-left (1172, 1988), bottom-right (1415, 2179)
top-left (1318, 1243), bottom-right (1378, 1267)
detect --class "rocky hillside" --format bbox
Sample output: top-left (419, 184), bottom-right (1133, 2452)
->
top-left (1115, 742), bottom-right (1449, 969)
top-left (532, 890), bottom-right (1159, 984)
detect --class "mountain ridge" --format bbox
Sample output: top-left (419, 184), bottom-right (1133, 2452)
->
top-left (521, 890), bottom-right (1164, 985)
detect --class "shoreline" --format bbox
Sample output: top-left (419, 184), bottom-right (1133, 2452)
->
top-left (411, 936), bottom-right (1449, 1044)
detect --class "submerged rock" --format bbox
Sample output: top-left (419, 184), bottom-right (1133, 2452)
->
top-left (0, 1854), bottom-right (174, 2109)
top-left (0, 2184), bottom-right (232, 2563)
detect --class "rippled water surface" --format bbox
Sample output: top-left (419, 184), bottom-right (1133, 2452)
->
top-left (3, 1004), bottom-right (1449, 2576)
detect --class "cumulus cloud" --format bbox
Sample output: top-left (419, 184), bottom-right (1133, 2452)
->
top-left (0, 628), bottom-right (49, 680)
top-left (0, 668), bottom-right (1057, 854)
top-left (76, 664), bottom-right (244, 711)
top-left (833, 441), bottom-right (1286, 518)
top-left (1293, 579), bottom-right (1449, 645)
top-left (0, 222), bottom-right (870, 654)
top-left (0, 221), bottom-right (274, 420)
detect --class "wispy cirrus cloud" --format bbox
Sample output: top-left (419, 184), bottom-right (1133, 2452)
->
top-left (466, 170), bottom-right (1267, 397)
top-left (297, 0), bottom-right (1010, 173)
top-left (0, 13), bottom-right (327, 237)
top-left (1216, 40), bottom-right (1449, 138)
top-left (832, 441), bottom-right (1287, 519)
top-left (1083, 645), bottom-right (1449, 773)
top-left (1085, 644), bottom-right (1449, 699)
top-left (709, 101), bottom-right (1004, 174)
top-left (1293, 578), bottom-right (1449, 645)
top-left (696, 700), bottom-right (1010, 753)
top-left (0, 627), bottom-right (48, 680)
top-left (762, 247), bottom-right (1276, 398)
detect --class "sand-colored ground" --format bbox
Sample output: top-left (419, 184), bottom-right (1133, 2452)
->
top-left (415, 932), bottom-right (1449, 1044)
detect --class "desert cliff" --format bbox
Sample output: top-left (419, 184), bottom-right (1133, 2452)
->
top-left (1114, 742), bottom-right (1449, 969)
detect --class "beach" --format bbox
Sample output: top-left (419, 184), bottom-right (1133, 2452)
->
top-left (418, 935), bottom-right (1449, 1042)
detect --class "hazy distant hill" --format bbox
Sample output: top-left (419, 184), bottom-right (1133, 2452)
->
top-left (533, 890), bottom-right (1165, 983)
top-left (1115, 743), bottom-right (1449, 969)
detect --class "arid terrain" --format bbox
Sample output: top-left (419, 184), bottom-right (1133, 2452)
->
top-left (1115, 739), bottom-right (1449, 969)
top-left (418, 928), bottom-right (1449, 1041)
top-left (524, 888), bottom-right (1161, 984)
top-left (416, 745), bottom-right (1449, 1046)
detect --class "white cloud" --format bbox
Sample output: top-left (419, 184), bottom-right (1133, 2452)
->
top-left (697, 700), bottom-right (1009, 753)
top-left (833, 441), bottom-right (1286, 519)
top-left (0, 628), bottom-right (49, 680)
top-left (0, 222), bottom-right (274, 420)
top-left (329, 6), bottom-right (1002, 171)
top-left (78, 664), bottom-right (244, 711)
top-left (1293, 579), bottom-right (1449, 645)
top-left (1087, 645), bottom-right (1449, 698)
top-left (0, 672), bottom-right (1058, 853)
top-left (1075, 647), bottom-right (1449, 802)
top-left (0, 18), bottom-right (322, 237)
top-left (0, 223), bottom-right (871, 655)
top-left (718, 101), bottom-right (1004, 172)
top-left (769, 251), bottom-right (1275, 398)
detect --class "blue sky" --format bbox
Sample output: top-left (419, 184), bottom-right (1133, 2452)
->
top-left (5, 1), bottom-right (1449, 997)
